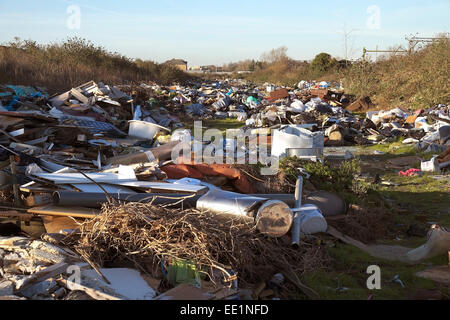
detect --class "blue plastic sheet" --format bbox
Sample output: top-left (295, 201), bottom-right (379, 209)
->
top-left (5, 85), bottom-right (47, 99)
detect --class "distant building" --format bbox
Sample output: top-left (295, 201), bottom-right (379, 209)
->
top-left (200, 66), bottom-right (212, 72)
top-left (164, 59), bottom-right (188, 71)
top-left (200, 65), bottom-right (223, 72)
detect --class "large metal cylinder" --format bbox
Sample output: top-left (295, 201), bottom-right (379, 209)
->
top-left (53, 191), bottom-right (200, 208)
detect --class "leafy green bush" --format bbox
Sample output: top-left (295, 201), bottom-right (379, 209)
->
top-left (280, 157), bottom-right (361, 192)
top-left (310, 52), bottom-right (337, 75)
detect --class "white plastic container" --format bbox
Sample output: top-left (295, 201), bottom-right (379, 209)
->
top-left (266, 85), bottom-right (276, 93)
top-left (297, 204), bottom-right (328, 235)
top-left (271, 125), bottom-right (324, 159)
top-left (128, 120), bottom-right (170, 140)
top-left (421, 156), bottom-right (439, 173)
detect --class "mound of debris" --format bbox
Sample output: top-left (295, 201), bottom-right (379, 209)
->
top-left (0, 78), bottom-right (448, 300)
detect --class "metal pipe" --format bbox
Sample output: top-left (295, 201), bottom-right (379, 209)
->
top-left (196, 189), bottom-right (293, 238)
top-left (196, 189), bottom-right (267, 217)
top-left (291, 176), bottom-right (303, 248)
top-left (53, 191), bottom-right (201, 208)
top-left (106, 141), bottom-right (181, 165)
top-left (248, 194), bottom-right (295, 207)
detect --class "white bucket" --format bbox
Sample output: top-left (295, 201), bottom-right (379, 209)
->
top-left (128, 120), bottom-right (170, 140)
top-left (421, 156), bottom-right (439, 173)
top-left (298, 204), bottom-right (328, 235)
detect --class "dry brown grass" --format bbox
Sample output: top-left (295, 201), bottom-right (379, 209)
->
top-left (246, 59), bottom-right (315, 86)
top-left (327, 204), bottom-right (391, 243)
top-left (0, 38), bottom-right (192, 93)
top-left (344, 38), bottom-right (450, 110)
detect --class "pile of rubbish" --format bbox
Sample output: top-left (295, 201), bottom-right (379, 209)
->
top-left (0, 235), bottom-right (160, 300)
top-left (128, 80), bottom-right (450, 161)
top-left (0, 79), bottom-right (449, 300)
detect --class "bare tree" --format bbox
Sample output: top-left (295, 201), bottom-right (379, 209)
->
top-left (261, 46), bottom-right (289, 63)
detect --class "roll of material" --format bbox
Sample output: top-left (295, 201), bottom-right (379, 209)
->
top-left (196, 188), bottom-right (267, 217)
top-left (255, 200), bottom-right (293, 238)
top-left (196, 189), bottom-right (293, 238)
top-left (53, 191), bottom-right (200, 208)
top-left (298, 204), bottom-right (328, 235)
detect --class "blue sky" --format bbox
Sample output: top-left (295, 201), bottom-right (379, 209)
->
top-left (0, 0), bottom-right (448, 66)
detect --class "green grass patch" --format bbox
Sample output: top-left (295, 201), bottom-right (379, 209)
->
top-left (181, 118), bottom-right (246, 137)
top-left (363, 139), bottom-right (418, 156)
top-left (378, 173), bottom-right (450, 223)
top-left (298, 140), bottom-right (448, 300)
top-left (301, 243), bottom-right (440, 300)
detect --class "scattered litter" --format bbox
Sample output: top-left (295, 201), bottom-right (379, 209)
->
top-left (0, 77), bottom-right (448, 300)
top-left (389, 275), bottom-right (406, 288)
top-left (398, 168), bottom-right (421, 177)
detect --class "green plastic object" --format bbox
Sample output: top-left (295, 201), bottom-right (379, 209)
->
top-left (246, 96), bottom-right (259, 104)
top-left (166, 259), bottom-right (202, 287)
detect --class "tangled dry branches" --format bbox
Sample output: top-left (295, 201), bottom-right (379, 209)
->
top-left (64, 202), bottom-right (330, 284)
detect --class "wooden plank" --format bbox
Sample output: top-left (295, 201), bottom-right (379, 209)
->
top-left (41, 216), bottom-right (82, 234)
top-left (70, 88), bottom-right (89, 105)
top-left (0, 210), bottom-right (34, 221)
top-left (58, 279), bottom-right (121, 300)
top-left (327, 226), bottom-right (369, 251)
top-left (16, 262), bottom-right (69, 293)
top-left (0, 115), bottom-right (24, 130)
top-left (0, 296), bottom-right (26, 300)
top-left (28, 205), bottom-right (99, 219)
top-left (0, 111), bottom-right (56, 122)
